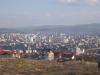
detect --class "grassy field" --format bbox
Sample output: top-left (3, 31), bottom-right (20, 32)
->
top-left (0, 59), bottom-right (100, 75)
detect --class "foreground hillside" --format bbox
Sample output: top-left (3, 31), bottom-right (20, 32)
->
top-left (0, 59), bottom-right (100, 75)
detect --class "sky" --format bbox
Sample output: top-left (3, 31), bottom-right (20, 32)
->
top-left (0, 0), bottom-right (100, 28)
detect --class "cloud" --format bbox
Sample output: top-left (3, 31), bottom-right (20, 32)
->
top-left (0, 12), bottom-right (54, 28)
top-left (57, 0), bottom-right (100, 6)
top-left (87, 0), bottom-right (99, 5)
top-left (58, 0), bottom-right (78, 4)
top-left (0, 11), bottom-right (100, 28)
top-left (89, 0), bottom-right (98, 3)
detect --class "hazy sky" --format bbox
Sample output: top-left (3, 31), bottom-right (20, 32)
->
top-left (0, 0), bottom-right (100, 28)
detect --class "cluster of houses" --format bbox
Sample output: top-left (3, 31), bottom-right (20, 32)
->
top-left (0, 32), bottom-right (100, 62)
top-left (0, 46), bottom-right (90, 62)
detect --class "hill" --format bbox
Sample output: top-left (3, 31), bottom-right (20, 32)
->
top-left (0, 23), bottom-right (100, 33)
top-left (0, 59), bottom-right (99, 75)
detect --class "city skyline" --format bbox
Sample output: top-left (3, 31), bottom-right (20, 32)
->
top-left (0, 0), bottom-right (100, 28)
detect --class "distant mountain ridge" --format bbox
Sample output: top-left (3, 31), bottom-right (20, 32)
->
top-left (0, 23), bottom-right (100, 33)
top-left (0, 28), bottom-right (19, 33)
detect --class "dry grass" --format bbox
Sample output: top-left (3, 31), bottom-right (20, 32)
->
top-left (0, 59), bottom-right (100, 75)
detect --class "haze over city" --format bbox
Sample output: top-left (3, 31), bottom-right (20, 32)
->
top-left (0, 0), bottom-right (100, 28)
